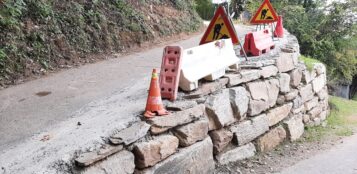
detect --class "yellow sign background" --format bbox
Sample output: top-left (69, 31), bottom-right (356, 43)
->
top-left (254, 4), bottom-right (276, 21)
top-left (204, 15), bottom-right (232, 42)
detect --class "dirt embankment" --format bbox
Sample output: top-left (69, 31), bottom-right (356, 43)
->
top-left (0, 0), bottom-right (202, 88)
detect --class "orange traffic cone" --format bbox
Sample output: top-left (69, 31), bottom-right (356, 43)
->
top-left (274, 15), bottom-right (284, 38)
top-left (144, 69), bottom-right (169, 118)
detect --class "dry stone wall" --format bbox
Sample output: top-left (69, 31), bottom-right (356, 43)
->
top-left (72, 33), bottom-right (329, 174)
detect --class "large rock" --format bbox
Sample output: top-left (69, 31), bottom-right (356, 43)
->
top-left (319, 110), bottom-right (328, 121)
top-left (285, 89), bottom-right (299, 101)
top-left (183, 78), bottom-right (229, 99)
top-left (248, 100), bottom-right (269, 116)
top-left (110, 122), bottom-right (151, 145)
top-left (312, 74), bottom-right (326, 93)
top-left (290, 68), bottom-right (302, 88)
top-left (165, 100), bottom-right (197, 111)
top-left (279, 73), bottom-right (291, 93)
top-left (317, 87), bottom-right (328, 100)
top-left (136, 137), bottom-right (215, 174)
top-left (247, 81), bottom-right (269, 101)
top-left (133, 135), bottom-right (179, 169)
top-left (292, 105), bottom-right (305, 115)
top-left (299, 84), bottom-right (314, 102)
top-left (206, 90), bottom-right (236, 129)
top-left (292, 96), bottom-right (303, 109)
top-left (256, 126), bottom-right (286, 152)
top-left (267, 103), bottom-right (293, 126)
top-left (283, 114), bottom-right (304, 141)
top-left (314, 63), bottom-right (326, 75)
top-left (229, 87), bottom-right (249, 120)
top-left (230, 114), bottom-right (269, 146)
top-left (277, 95), bottom-right (286, 105)
top-left (276, 53), bottom-right (296, 73)
top-left (308, 106), bottom-right (323, 119)
top-left (81, 150), bottom-right (135, 174)
top-left (172, 119), bottom-right (209, 147)
top-left (260, 65), bottom-right (278, 78)
top-left (76, 145), bottom-right (124, 167)
top-left (226, 70), bottom-right (260, 87)
top-left (304, 97), bottom-right (319, 111)
top-left (266, 79), bottom-right (280, 107)
top-left (209, 129), bottom-right (233, 155)
top-left (216, 143), bottom-right (256, 165)
top-left (302, 70), bottom-right (314, 84)
top-left (148, 104), bottom-right (205, 129)
top-left (319, 99), bottom-right (329, 111)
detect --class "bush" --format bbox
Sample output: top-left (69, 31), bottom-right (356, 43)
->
top-left (194, 0), bottom-right (215, 20)
top-left (277, 0), bottom-right (357, 84)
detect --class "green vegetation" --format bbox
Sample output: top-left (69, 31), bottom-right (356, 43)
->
top-left (304, 96), bottom-right (357, 142)
top-left (194, 0), bottom-right (215, 20)
top-left (275, 0), bottom-right (357, 85)
top-left (0, 0), bottom-right (202, 86)
top-left (299, 55), bottom-right (322, 72)
top-left (353, 94), bottom-right (357, 101)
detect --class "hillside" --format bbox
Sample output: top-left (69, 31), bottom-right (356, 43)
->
top-left (0, 0), bottom-right (202, 87)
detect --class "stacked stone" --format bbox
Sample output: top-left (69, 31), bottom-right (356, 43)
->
top-left (71, 34), bottom-right (329, 174)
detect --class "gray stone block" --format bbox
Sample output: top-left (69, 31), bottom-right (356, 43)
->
top-left (133, 135), bottom-right (179, 169)
top-left (209, 129), bottom-right (233, 155)
top-left (81, 150), bottom-right (135, 174)
top-left (276, 53), bottom-right (295, 73)
top-left (266, 79), bottom-right (280, 107)
top-left (225, 70), bottom-right (260, 87)
top-left (173, 119), bottom-right (209, 147)
top-left (283, 114), bottom-right (304, 141)
top-left (148, 104), bottom-right (205, 129)
top-left (136, 137), bottom-right (215, 174)
top-left (267, 103), bottom-right (293, 126)
top-left (230, 114), bottom-right (269, 146)
top-left (216, 143), bottom-right (256, 165)
top-left (206, 90), bottom-right (236, 129)
top-left (299, 84), bottom-right (314, 102)
top-left (260, 65), bottom-right (278, 78)
top-left (229, 86), bottom-right (250, 120)
top-left (256, 126), bottom-right (286, 152)
top-left (290, 68), bottom-right (302, 88)
top-left (248, 99), bottom-right (269, 116)
top-left (110, 121), bottom-right (151, 145)
top-left (279, 73), bottom-right (291, 93)
top-left (312, 74), bottom-right (326, 93)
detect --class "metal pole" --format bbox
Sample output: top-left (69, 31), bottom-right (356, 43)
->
top-left (240, 41), bottom-right (248, 61)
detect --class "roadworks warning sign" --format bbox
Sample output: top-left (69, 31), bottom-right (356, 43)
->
top-left (250, 0), bottom-right (279, 24)
top-left (200, 6), bottom-right (239, 45)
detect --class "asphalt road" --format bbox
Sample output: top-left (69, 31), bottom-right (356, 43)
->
top-left (281, 133), bottom-right (357, 174)
top-left (0, 24), bottom-right (252, 151)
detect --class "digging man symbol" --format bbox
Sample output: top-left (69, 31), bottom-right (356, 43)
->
top-left (212, 22), bottom-right (229, 40)
top-left (213, 23), bottom-right (224, 40)
top-left (260, 9), bottom-right (269, 19)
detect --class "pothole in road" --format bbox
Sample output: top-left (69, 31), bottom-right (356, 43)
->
top-left (35, 91), bottom-right (52, 97)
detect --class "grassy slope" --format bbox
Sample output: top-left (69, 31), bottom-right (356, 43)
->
top-left (304, 96), bottom-right (357, 141)
top-left (0, 0), bottom-right (202, 87)
top-left (299, 55), bottom-right (323, 72)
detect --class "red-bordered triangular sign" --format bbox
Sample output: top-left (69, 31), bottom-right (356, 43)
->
top-left (250, 0), bottom-right (279, 24)
top-left (199, 6), bottom-right (239, 45)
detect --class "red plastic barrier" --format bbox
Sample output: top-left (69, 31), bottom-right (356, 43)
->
top-left (159, 46), bottom-right (183, 101)
top-left (242, 29), bottom-right (275, 56)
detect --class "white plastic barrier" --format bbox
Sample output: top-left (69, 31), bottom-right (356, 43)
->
top-left (179, 39), bottom-right (239, 91)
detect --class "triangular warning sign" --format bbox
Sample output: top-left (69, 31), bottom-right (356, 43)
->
top-left (199, 6), bottom-right (239, 45)
top-left (250, 0), bottom-right (279, 24)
